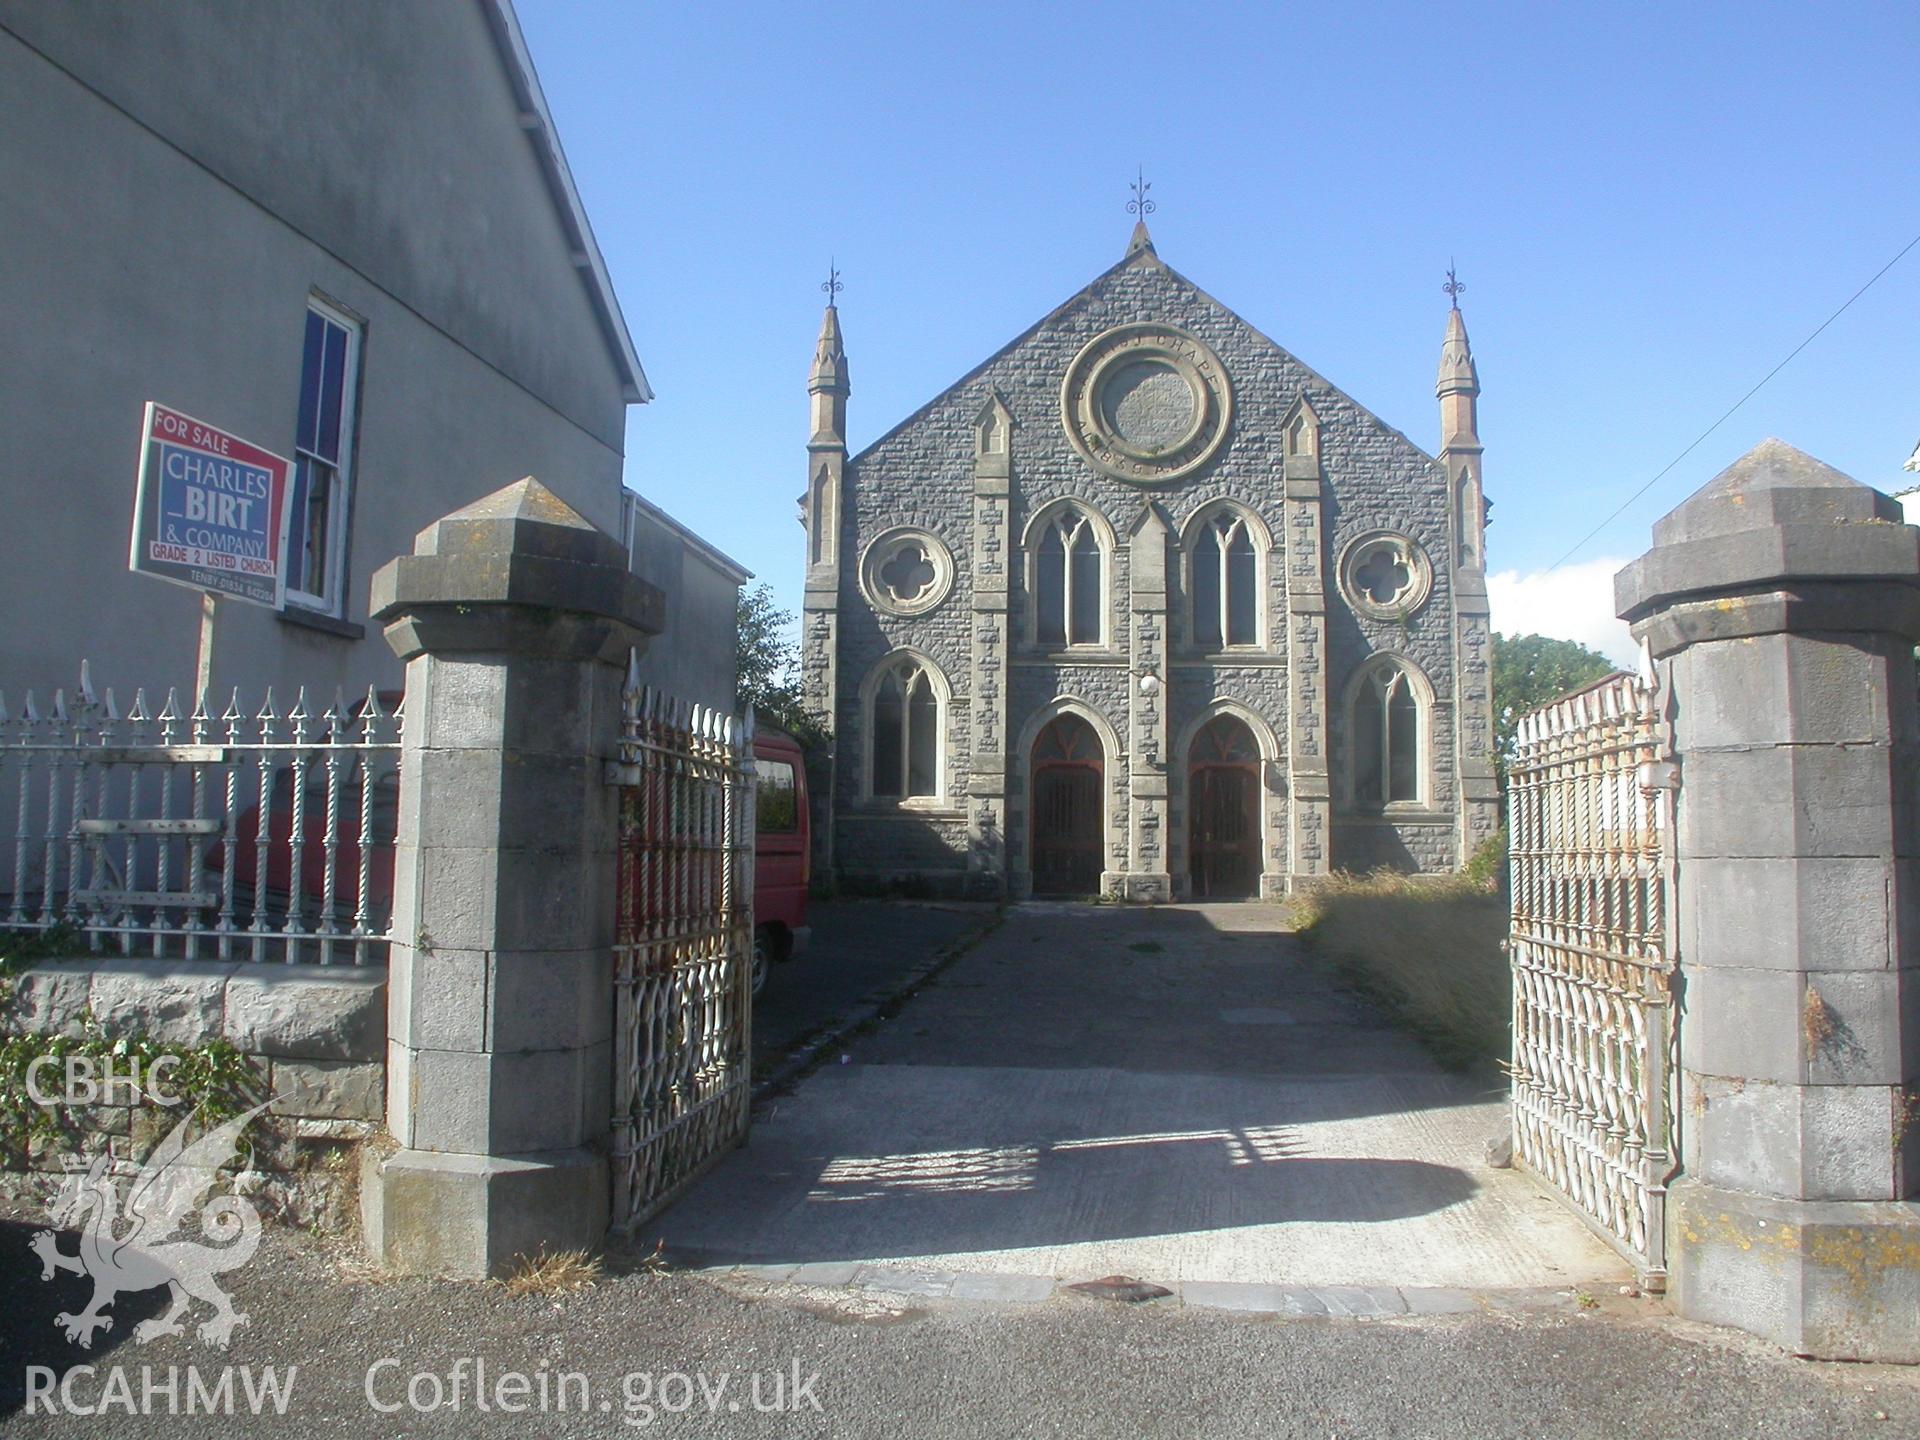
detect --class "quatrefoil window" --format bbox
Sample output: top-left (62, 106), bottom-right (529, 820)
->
top-left (879, 543), bottom-right (936, 604)
top-left (1340, 532), bottom-right (1431, 620)
top-left (1354, 546), bottom-right (1412, 606)
top-left (860, 528), bottom-right (954, 617)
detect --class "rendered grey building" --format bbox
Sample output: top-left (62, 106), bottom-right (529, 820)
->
top-left (0, 0), bottom-right (741, 713)
top-left (801, 225), bottom-right (1498, 899)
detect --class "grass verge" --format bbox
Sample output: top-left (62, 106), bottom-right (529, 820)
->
top-left (1290, 869), bottom-right (1509, 1072)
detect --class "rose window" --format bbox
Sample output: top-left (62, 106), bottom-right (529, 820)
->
top-left (879, 543), bottom-right (937, 604)
top-left (1353, 545), bottom-right (1413, 606)
top-left (861, 528), bottom-right (953, 617)
top-left (1340, 532), bottom-right (1431, 619)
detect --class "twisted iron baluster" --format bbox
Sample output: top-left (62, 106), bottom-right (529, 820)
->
top-left (251, 691), bottom-right (277, 962)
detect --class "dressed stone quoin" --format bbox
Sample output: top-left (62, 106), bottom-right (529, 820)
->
top-left (801, 224), bottom-right (1498, 900)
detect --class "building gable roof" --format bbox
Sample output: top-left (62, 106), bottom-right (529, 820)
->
top-left (479, 1), bottom-right (652, 404)
top-left (850, 237), bottom-right (1431, 467)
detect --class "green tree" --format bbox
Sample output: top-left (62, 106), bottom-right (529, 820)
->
top-left (736, 584), bottom-right (827, 746)
top-left (1492, 632), bottom-right (1619, 777)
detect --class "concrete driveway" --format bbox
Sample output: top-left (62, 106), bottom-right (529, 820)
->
top-left (652, 903), bottom-right (1624, 1300)
top-left (751, 900), bottom-right (993, 1080)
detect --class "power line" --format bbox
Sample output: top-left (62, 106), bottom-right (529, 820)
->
top-left (1549, 227), bottom-right (1920, 572)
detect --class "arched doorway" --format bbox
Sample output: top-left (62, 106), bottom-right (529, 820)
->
top-left (1188, 714), bottom-right (1262, 899)
top-left (1030, 713), bottom-right (1104, 897)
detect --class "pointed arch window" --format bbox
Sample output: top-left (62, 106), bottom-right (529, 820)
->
top-left (1352, 661), bottom-right (1424, 808)
top-left (1190, 511), bottom-right (1259, 648)
top-left (869, 655), bottom-right (943, 800)
top-left (1035, 508), bottom-right (1105, 647)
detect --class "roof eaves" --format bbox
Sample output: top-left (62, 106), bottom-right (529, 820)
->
top-left (622, 489), bottom-right (754, 586)
top-left (479, 0), bottom-right (653, 405)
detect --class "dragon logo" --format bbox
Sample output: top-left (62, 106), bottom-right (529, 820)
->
top-left (30, 1102), bottom-right (270, 1350)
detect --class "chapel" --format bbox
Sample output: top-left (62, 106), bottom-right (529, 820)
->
top-left (800, 221), bottom-right (1498, 899)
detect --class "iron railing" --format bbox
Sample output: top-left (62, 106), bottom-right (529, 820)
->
top-left (609, 662), bottom-right (755, 1232)
top-left (1507, 670), bottom-right (1677, 1285)
top-left (0, 663), bottom-right (401, 965)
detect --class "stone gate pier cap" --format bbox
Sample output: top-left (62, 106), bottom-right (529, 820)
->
top-left (371, 476), bottom-right (663, 662)
top-left (1616, 437), bottom-right (1920, 658)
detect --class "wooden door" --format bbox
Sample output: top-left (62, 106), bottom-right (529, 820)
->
top-left (1030, 714), bottom-right (1104, 896)
top-left (1188, 715), bottom-right (1262, 899)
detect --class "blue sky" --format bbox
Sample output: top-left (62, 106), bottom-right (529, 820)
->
top-left (518, 1), bottom-right (1919, 665)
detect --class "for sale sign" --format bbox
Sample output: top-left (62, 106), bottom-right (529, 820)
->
top-left (130, 403), bottom-right (294, 609)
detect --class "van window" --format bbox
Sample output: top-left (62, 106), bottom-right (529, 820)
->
top-left (757, 759), bottom-right (798, 833)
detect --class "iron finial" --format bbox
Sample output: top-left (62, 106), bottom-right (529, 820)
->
top-left (1128, 166), bottom-right (1156, 221)
top-left (822, 260), bottom-right (843, 308)
top-left (1443, 260), bottom-right (1465, 310)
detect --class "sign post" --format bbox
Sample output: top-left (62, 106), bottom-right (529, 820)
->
top-left (128, 404), bottom-right (295, 699)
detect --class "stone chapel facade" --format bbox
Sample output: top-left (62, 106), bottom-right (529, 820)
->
top-left (800, 225), bottom-right (1498, 900)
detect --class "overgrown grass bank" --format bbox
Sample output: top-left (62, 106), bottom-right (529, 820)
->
top-left (1291, 869), bottom-right (1509, 1072)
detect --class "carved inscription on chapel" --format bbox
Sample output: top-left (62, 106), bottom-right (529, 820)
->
top-left (1061, 324), bottom-right (1232, 485)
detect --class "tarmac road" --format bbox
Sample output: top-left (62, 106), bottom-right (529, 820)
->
top-left (0, 1225), bottom-right (1912, 1437)
top-left (4, 901), bottom-right (1913, 1436)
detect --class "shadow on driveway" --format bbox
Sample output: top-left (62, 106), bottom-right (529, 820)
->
top-left (654, 903), bottom-right (1622, 1289)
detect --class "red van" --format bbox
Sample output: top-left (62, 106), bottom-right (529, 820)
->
top-left (752, 719), bottom-right (810, 994)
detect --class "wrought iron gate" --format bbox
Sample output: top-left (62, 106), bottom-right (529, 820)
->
top-left (608, 666), bottom-right (755, 1233)
top-left (1507, 672), bottom-right (1677, 1285)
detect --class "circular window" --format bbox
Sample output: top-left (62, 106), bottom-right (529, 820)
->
top-left (1339, 532), bottom-right (1432, 620)
top-left (860, 528), bottom-right (954, 617)
top-left (1062, 324), bottom-right (1231, 484)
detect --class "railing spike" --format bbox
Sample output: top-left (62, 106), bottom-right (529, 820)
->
top-left (626, 648), bottom-right (641, 692)
top-left (78, 659), bottom-right (96, 709)
top-left (52, 689), bottom-right (69, 724)
top-left (101, 687), bottom-right (120, 723)
top-left (0, 691), bottom-right (9, 726)
top-left (128, 687), bottom-right (151, 724)
top-left (22, 691), bottom-right (40, 725)
top-left (258, 687), bottom-right (277, 721)
top-left (223, 688), bottom-right (245, 723)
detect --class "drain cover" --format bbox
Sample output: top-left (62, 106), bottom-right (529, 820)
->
top-left (1066, 1275), bottom-right (1173, 1304)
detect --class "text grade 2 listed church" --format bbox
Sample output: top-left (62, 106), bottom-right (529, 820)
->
top-left (800, 220), bottom-right (1498, 900)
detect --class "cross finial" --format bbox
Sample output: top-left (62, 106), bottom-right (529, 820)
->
top-left (1128, 166), bottom-right (1156, 221)
top-left (822, 260), bottom-right (843, 308)
top-left (1443, 260), bottom-right (1465, 310)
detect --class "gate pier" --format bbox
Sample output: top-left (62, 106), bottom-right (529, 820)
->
top-left (1616, 439), bottom-right (1920, 1361)
top-left (361, 479), bottom-right (662, 1279)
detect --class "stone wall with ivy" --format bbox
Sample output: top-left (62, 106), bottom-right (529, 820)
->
top-left (0, 930), bottom-right (385, 1232)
